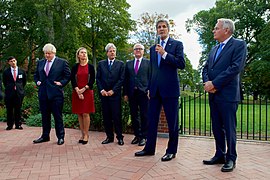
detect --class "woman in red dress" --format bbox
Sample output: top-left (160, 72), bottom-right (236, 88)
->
top-left (71, 47), bottom-right (95, 144)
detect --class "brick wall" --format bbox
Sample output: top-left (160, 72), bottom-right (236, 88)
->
top-left (157, 107), bottom-right (169, 133)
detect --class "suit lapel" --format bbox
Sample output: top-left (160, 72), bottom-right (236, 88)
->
top-left (213, 38), bottom-right (234, 65)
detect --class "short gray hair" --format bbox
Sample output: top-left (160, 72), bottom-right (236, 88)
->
top-left (43, 43), bottom-right (56, 53)
top-left (218, 18), bottom-right (235, 34)
top-left (105, 43), bottom-right (116, 52)
top-left (133, 43), bottom-right (145, 50)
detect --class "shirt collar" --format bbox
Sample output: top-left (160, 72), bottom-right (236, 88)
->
top-left (161, 36), bottom-right (169, 44)
top-left (47, 56), bottom-right (55, 62)
top-left (221, 36), bottom-right (232, 46)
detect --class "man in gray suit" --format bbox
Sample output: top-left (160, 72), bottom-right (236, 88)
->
top-left (123, 43), bottom-right (149, 146)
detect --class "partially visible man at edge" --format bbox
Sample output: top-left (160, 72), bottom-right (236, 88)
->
top-left (202, 18), bottom-right (247, 172)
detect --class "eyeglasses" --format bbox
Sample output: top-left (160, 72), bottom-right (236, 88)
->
top-left (134, 48), bottom-right (143, 51)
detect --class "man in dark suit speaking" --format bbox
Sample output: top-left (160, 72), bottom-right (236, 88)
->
top-left (123, 43), bottom-right (149, 146)
top-left (135, 19), bottom-right (185, 161)
top-left (202, 18), bottom-right (247, 172)
top-left (3, 56), bottom-right (27, 130)
top-left (33, 43), bottom-right (71, 145)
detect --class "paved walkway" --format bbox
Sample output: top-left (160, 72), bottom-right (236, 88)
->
top-left (0, 122), bottom-right (269, 180)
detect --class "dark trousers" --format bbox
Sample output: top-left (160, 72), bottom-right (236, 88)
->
top-left (209, 101), bottom-right (238, 162)
top-left (101, 96), bottom-right (123, 140)
top-left (39, 97), bottom-right (65, 139)
top-left (128, 89), bottom-right (149, 139)
top-left (145, 92), bottom-right (179, 154)
top-left (5, 91), bottom-right (23, 128)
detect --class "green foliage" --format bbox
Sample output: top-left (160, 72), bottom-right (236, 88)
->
top-left (22, 82), bottom-right (39, 120)
top-left (63, 113), bottom-right (79, 129)
top-left (25, 114), bottom-right (53, 127)
top-left (0, 106), bottom-right (6, 122)
top-left (186, 0), bottom-right (270, 97)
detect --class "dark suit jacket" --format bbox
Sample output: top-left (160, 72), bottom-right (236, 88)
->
top-left (3, 67), bottom-right (27, 100)
top-left (71, 63), bottom-right (95, 89)
top-left (34, 57), bottom-right (71, 100)
top-left (96, 59), bottom-right (125, 98)
top-left (123, 58), bottom-right (149, 97)
top-left (202, 37), bottom-right (247, 102)
top-left (149, 37), bottom-right (185, 98)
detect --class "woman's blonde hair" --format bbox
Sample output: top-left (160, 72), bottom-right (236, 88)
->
top-left (76, 47), bottom-right (88, 63)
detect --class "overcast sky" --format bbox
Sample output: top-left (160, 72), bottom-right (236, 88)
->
top-left (126, 0), bottom-right (216, 69)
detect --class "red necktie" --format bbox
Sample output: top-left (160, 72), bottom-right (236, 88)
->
top-left (13, 69), bottom-right (16, 90)
top-left (134, 59), bottom-right (140, 74)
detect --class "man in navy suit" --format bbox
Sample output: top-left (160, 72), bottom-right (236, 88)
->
top-left (202, 18), bottom-right (247, 172)
top-left (123, 43), bottom-right (149, 146)
top-left (96, 43), bottom-right (125, 146)
top-left (33, 43), bottom-right (71, 145)
top-left (135, 19), bottom-right (185, 161)
top-left (3, 56), bottom-right (26, 130)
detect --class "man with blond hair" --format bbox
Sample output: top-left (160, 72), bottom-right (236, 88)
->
top-left (33, 43), bottom-right (71, 145)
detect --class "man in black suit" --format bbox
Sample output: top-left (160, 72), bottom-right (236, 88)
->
top-left (96, 43), bottom-right (125, 146)
top-left (3, 56), bottom-right (26, 130)
top-left (202, 18), bottom-right (247, 172)
top-left (123, 43), bottom-right (149, 146)
top-left (33, 43), bottom-right (71, 145)
top-left (135, 19), bottom-right (185, 161)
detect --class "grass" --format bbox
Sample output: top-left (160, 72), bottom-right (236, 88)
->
top-left (179, 94), bottom-right (270, 140)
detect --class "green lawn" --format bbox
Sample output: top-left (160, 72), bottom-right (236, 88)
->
top-left (179, 96), bottom-right (270, 141)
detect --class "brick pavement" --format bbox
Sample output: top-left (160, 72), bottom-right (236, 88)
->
top-left (0, 122), bottom-right (269, 180)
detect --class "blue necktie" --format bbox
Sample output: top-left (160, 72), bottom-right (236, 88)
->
top-left (158, 40), bottom-right (165, 67)
top-left (108, 61), bottom-right (112, 70)
top-left (214, 43), bottom-right (224, 62)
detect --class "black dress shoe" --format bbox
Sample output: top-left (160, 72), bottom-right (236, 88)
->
top-left (101, 138), bottom-right (114, 144)
top-left (6, 126), bottom-right (12, 130)
top-left (57, 138), bottom-right (64, 145)
top-left (118, 139), bottom-right (124, 145)
top-left (135, 150), bottom-right (155, 156)
top-left (161, 153), bottom-right (176, 161)
top-left (131, 137), bottom-right (139, 144)
top-left (221, 160), bottom-right (235, 172)
top-left (78, 139), bottom-right (83, 143)
top-left (33, 137), bottom-right (50, 144)
top-left (203, 156), bottom-right (225, 165)
top-left (15, 126), bottom-right (23, 130)
top-left (81, 140), bottom-right (88, 145)
top-left (138, 139), bottom-right (146, 146)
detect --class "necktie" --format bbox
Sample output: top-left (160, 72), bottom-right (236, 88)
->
top-left (13, 69), bottom-right (16, 90)
top-left (13, 69), bottom-right (16, 81)
top-left (134, 59), bottom-right (140, 74)
top-left (45, 61), bottom-right (51, 76)
top-left (108, 61), bottom-right (112, 70)
top-left (214, 43), bottom-right (224, 62)
top-left (158, 40), bottom-right (165, 67)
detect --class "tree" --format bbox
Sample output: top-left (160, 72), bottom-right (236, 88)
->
top-left (131, 12), bottom-right (181, 58)
top-left (80, 0), bottom-right (135, 69)
top-left (0, 0), bottom-right (135, 75)
top-left (186, 0), bottom-right (270, 97)
top-left (179, 55), bottom-right (194, 91)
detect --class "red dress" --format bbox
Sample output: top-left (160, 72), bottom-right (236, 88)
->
top-left (72, 64), bottom-right (95, 114)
